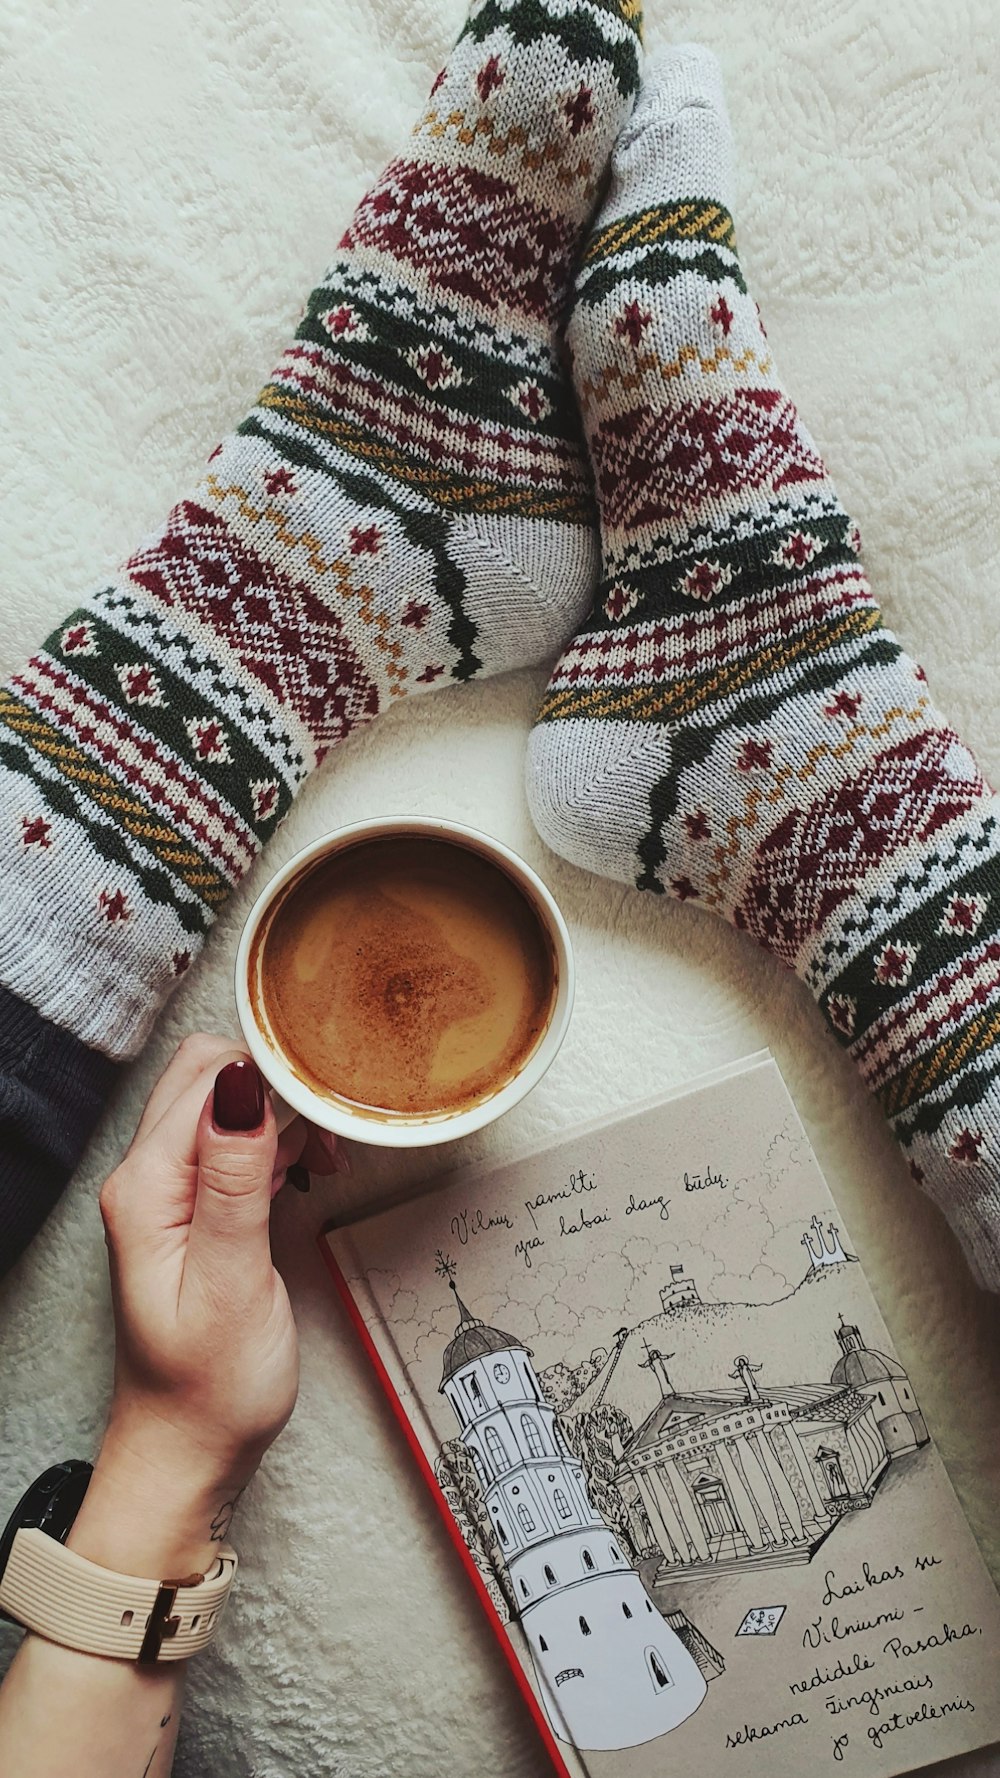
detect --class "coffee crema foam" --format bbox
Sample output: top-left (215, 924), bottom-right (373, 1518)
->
top-left (254, 837), bottom-right (556, 1118)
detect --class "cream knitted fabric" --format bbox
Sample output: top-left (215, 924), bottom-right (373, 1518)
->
top-left (0, 0), bottom-right (642, 1061)
top-left (528, 46), bottom-right (1000, 1288)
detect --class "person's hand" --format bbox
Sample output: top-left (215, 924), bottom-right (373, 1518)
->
top-left (67, 1035), bottom-right (333, 1578)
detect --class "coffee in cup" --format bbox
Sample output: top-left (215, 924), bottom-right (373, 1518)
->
top-left (236, 818), bottom-right (574, 1146)
top-left (252, 834), bottom-right (556, 1119)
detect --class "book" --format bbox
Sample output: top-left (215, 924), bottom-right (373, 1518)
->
top-left (320, 1052), bottom-right (1000, 1776)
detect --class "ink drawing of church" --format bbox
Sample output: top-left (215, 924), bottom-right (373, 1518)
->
top-left (619, 1315), bottom-right (927, 1581)
top-left (438, 1278), bottom-right (708, 1751)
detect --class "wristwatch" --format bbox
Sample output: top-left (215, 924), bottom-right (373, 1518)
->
top-left (0, 1462), bottom-right (238, 1663)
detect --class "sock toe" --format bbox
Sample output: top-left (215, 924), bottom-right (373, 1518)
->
top-left (623, 44), bottom-right (726, 134)
top-left (612, 44), bottom-right (732, 207)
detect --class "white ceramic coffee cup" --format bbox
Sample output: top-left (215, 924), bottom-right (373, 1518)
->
top-left (234, 815), bottom-right (574, 1148)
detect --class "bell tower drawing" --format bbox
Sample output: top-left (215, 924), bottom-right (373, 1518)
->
top-left (437, 1269), bottom-right (706, 1751)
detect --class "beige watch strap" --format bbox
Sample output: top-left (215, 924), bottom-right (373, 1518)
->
top-left (0, 1527), bottom-right (238, 1662)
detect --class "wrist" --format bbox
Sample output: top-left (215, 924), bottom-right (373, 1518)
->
top-left (67, 1428), bottom-right (250, 1578)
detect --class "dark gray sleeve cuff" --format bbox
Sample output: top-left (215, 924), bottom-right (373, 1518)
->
top-left (0, 984), bottom-right (119, 1277)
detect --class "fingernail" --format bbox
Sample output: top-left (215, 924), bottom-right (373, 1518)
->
top-left (213, 1059), bottom-right (265, 1132)
top-left (287, 1162), bottom-right (311, 1193)
top-left (334, 1144), bottom-right (353, 1177)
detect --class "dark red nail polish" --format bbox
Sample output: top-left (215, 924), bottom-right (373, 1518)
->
top-left (287, 1162), bottom-right (311, 1193)
top-left (213, 1059), bottom-right (265, 1132)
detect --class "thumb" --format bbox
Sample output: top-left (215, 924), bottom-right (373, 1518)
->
top-left (189, 1059), bottom-right (278, 1264)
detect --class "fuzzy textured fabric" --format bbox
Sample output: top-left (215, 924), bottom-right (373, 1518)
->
top-left (0, 0), bottom-right (640, 1065)
top-left (1, 5), bottom-right (999, 1778)
top-left (528, 46), bottom-right (1000, 1290)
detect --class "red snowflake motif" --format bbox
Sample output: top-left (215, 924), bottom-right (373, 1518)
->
top-left (614, 301), bottom-right (652, 348)
top-left (349, 524), bottom-right (381, 556)
top-left (827, 994), bottom-right (857, 1037)
top-left (824, 690), bottom-right (862, 720)
top-left (681, 558), bottom-right (732, 602)
top-left (564, 84), bottom-right (595, 136)
top-left (684, 810), bottom-right (711, 842)
top-left (430, 68), bottom-right (446, 95)
top-left (774, 531), bottom-right (822, 570)
top-left (671, 876), bottom-right (698, 902)
top-left (938, 892), bottom-right (988, 937)
top-left (61, 620), bottom-right (97, 657)
top-left (208, 443), bottom-right (223, 463)
top-left (416, 664), bottom-right (445, 683)
top-left (772, 529), bottom-right (818, 565)
top-left (21, 815), bottom-right (52, 849)
top-left (847, 522), bottom-right (863, 554)
top-left (873, 940), bottom-right (917, 986)
top-left (408, 345), bottom-right (463, 390)
top-left (710, 295), bottom-right (734, 335)
top-left (604, 583), bottom-right (638, 623)
top-left (736, 737), bottom-right (773, 772)
top-left (98, 887), bottom-right (130, 924)
top-left (172, 949), bottom-right (192, 976)
top-left (402, 600), bottom-right (431, 630)
top-left (323, 305), bottom-right (367, 343)
top-left (185, 717), bottom-right (231, 764)
top-left (116, 662), bottom-right (162, 707)
top-left (476, 56), bottom-right (504, 101)
top-left (508, 379), bottom-right (551, 421)
top-left (250, 780), bottom-right (279, 823)
top-left (264, 467), bottom-right (296, 497)
top-left (950, 1127), bottom-right (984, 1165)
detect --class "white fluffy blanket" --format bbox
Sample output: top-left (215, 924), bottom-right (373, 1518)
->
top-left (1, 2), bottom-right (998, 1774)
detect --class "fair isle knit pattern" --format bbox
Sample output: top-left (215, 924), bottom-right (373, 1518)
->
top-left (527, 46), bottom-right (1000, 1287)
top-left (0, 0), bottom-right (642, 1061)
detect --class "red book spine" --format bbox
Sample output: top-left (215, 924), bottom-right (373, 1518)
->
top-left (318, 1234), bottom-right (575, 1778)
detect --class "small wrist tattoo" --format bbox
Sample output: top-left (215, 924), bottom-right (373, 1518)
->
top-left (209, 1485), bottom-right (246, 1542)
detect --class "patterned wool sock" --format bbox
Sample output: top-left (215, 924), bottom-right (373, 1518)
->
top-left (527, 45), bottom-right (1000, 1288)
top-left (0, 0), bottom-right (642, 1067)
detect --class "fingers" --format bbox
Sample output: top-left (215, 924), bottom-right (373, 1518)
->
top-left (301, 1125), bottom-right (343, 1175)
top-left (188, 1060), bottom-right (278, 1266)
top-left (132, 1033), bottom-right (245, 1148)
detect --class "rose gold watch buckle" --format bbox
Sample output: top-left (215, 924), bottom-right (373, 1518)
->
top-left (137, 1570), bottom-right (205, 1664)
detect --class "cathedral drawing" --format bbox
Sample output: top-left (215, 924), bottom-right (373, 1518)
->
top-left (617, 1313), bottom-right (927, 1579)
top-left (437, 1276), bottom-right (708, 1752)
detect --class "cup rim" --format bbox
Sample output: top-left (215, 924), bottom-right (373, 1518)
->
top-left (234, 815), bottom-right (575, 1148)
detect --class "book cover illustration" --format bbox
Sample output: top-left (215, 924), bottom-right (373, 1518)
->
top-left (327, 1057), bottom-right (1000, 1776)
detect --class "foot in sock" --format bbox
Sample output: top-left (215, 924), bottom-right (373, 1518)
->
top-left (527, 45), bottom-right (1000, 1288)
top-left (0, 0), bottom-right (642, 1268)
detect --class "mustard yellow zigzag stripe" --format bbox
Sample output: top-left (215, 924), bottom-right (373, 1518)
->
top-left (413, 107), bottom-right (599, 197)
top-left (0, 690), bottom-right (230, 906)
top-left (205, 472), bottom-right (408, 695)
top-left (703, 696), bottom-right (932, 909)
top-left (577, 342), bottom-right (773, 414)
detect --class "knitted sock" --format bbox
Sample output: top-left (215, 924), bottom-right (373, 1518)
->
top-left (527, 46), bottom-right (1000, 1288)
top-left (0, 0), bottom-right (642, 1064)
